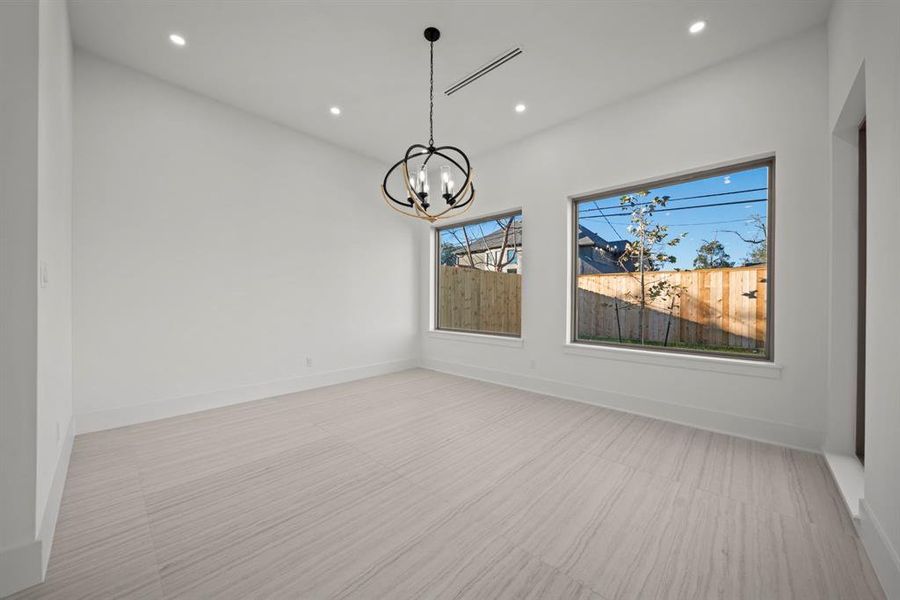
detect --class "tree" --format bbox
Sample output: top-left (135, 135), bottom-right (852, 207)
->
top-left (445, 216), bottom-right (519, 272)
top-left (746, 242), bottom-right (767, 265)
top-left (439, 242), bottom-right (458, 266)
top-left (693, 239), bottom-right (734, 269)
top-left (616, 192), bottom-right (686, 345)
top-left (724, 213), bottom-right (766, 265)
top-left (477, 217), bottom-right (519, 272)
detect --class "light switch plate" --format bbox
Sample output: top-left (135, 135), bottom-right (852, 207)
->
top-left (39, 261), bottom-right (49, 288)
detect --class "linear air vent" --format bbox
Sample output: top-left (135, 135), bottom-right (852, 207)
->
top-left (444, 47), bottom-right (523, 96)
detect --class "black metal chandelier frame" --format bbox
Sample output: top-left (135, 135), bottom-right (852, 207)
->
top-left (380, 27), bottom-right (475, 222)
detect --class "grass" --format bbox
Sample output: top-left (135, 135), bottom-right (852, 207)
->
top-left (577, 335), bottom-right (765, 357)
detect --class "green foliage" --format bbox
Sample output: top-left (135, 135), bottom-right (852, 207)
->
top-left (693, 239), bottom-right (734, 269)
top-left (577, 334), bottom-right (763, 356)
top-left (746, 243), bottom-right (767, 265)
top-left (439, 242), bottom-right (458, 266)
top-left (617, 192), bottom-right (686, 272)
top-left (724, 213), bottom-right (767, 266)
top-left (615, 191), bottom-right (688, 344)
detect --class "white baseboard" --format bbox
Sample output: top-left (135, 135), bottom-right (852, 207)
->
top-left (860, 500), bottom-right (900, 600)
top-left (75, 358), bottom-right (418, 434)
top-left (422, 358), bottom-right (823, 452)
top-left (38, 416), bottom-right (74, 577)
top-left (0, 539), bottom-right (42, 599)
top-left (0, 416), bottom-right (74, 598)
top-left (823, 452), bottom-right (864, 522)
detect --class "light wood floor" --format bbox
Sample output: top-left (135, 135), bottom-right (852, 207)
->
top-left (11, 369), bottom-right (883, 599)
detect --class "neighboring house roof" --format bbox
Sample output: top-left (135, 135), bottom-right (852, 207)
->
top-left (578, 248), bottom-right (621, 274)
top-left (576, 225), bottom-right (633, 274)
top-left (451, 220), bottom-right (522, 255)
top-left (450, 222), bottom-right (625, 255)
top-left (577, 225), bottom-right (627, 254)
top-left (446, 221), bottom-right (634, 273)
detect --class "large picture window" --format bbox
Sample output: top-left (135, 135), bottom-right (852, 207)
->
top-left (436, 212), bottom-right (522, 337)
top-left (572, 159), bottom-right (773, 359)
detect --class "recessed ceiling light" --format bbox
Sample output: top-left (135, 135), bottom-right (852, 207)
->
top-left (515, 103), bottom-right (526, 113)
top-left (169, 33), bottom-right (186, 46)
top-left (329, 106), bottom-right (341, 116)
top-left (689, 20), bottom-right (706, 34)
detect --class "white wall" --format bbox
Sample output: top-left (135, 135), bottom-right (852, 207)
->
top-left (36, 0), bottom-right (73, 544)
top-left (0, 0), bottom-right (41, 568)
top-left (0, 0), bottom-right (74, 595)
top-left (828, 2), bottom-right (900, 596)
top-left (420, 29), bottom-right (829, 451)
top-left (73, 53), bottom-right (418, 430)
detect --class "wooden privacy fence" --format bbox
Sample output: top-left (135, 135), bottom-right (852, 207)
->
top-left (438, 266), bottom-right (521, 335)
top-left (577, 265), bottom-right (767, 350)
top-left (437, 264), bottom-right (766, 349)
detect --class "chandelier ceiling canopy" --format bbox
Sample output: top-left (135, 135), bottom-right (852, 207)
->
top-left (380, 27), bottom-right (475, 223)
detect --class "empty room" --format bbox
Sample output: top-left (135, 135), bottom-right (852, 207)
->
top-left (2, 0), bottom-right (899, 598)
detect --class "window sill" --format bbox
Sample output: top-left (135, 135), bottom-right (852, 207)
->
top-left (426, 329), bottom-right (524, 348)
top-left (563, 342), bottom-right (782, 379)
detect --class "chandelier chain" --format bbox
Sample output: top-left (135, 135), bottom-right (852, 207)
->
top-left (429, 40), bottom-right (434, 147)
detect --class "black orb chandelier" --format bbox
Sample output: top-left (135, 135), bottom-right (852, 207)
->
top-left (380, 27), bottom-right (475, 222)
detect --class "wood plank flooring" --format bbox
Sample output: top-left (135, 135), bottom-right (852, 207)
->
top-left (9, 369), bottom-right (884, 599)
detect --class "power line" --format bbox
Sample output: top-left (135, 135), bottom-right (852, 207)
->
top-left (591, 200), bottom-right (626, 241)
top-left (580, 197), bottom-right (767, 218)
top-left (584, 216), bottom-right (768, 228)
top-left (578, 186), bottom-right (767, 212)
top-left (655, 186), bottom-right (767, 203)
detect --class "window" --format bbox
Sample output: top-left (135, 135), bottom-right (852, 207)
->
top-left (436, 212), bottom-right (522, 336)
top-left (572, 158), bottom-right (773, 359)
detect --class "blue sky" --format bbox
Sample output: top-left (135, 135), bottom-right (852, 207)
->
top-left (578, 165), bottom-right (769, 269)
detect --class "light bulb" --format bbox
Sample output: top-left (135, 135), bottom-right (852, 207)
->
top-left (440, 166), bottom-right (451, 198)
top-left (415, 165), bottom-right (429, 198)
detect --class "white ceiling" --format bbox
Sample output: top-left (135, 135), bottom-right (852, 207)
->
top-left (69, 0), bottom-right (831, 162)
